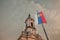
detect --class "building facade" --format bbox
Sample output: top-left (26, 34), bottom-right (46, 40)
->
top-left (18, 14), bottom-right (43, 40)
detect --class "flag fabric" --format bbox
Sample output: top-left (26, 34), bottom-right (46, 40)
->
top-left (35, 11), bottom-right (47, 24)
top-left (34, 13), bottom-right (38, 25)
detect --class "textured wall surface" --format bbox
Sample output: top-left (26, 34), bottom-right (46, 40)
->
top-left (0, 0), bottom-right (60, 40)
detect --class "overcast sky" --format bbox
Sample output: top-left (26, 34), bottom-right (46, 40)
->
top-left (0, 0), bottom-right (60, 40)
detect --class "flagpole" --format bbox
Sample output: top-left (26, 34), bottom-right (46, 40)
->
top-left (41, 23), bottom-right (49, 40)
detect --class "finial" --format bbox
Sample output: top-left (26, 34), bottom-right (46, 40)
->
top-left (28, 13), bottom-right (31, 18)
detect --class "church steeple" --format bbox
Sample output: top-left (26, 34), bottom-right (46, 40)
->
top-left (25, 14), bottom-right (34, 27)
top-left (25, 14), bottom-right (36, 35)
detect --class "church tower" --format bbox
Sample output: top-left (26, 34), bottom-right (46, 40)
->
top-left (18, 14), bottom-right (43, 40)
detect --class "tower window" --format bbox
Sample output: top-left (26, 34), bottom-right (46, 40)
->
top-left (31, 22), bottom-right (33, 27)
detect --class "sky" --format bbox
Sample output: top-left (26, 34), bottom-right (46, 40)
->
top-left (0, 0), bottom-right (60, 40)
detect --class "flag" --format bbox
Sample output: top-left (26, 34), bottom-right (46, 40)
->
top-left (35, 11), bottom-right (47, 25)
top-left (38, 11), bottom-right (47, 24)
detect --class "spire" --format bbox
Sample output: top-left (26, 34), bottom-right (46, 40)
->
top-left (28, 14), bottom-right (31, 18)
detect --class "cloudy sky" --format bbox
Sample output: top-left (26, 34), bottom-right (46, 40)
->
top-left (0, 0), bottom-right (60, 40)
